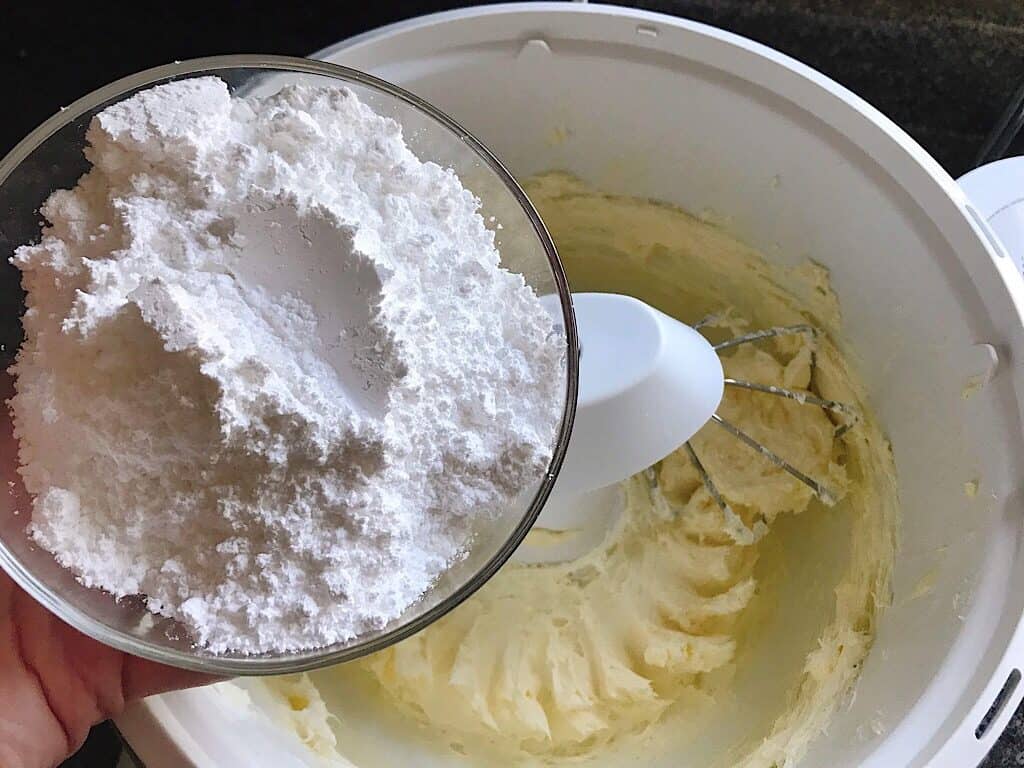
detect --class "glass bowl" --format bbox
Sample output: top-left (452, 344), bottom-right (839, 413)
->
top-left (0, 55), bottom-right (578, 675)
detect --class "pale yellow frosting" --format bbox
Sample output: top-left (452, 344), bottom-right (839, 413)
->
top-left (238, 174), bottom-right (897, 768)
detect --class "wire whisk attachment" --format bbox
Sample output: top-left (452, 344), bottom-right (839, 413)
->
top-left (680, 323), bottom-right (858, 545)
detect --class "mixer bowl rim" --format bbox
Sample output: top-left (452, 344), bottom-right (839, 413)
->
top-left (117, 6), bottom-right (1024, 768)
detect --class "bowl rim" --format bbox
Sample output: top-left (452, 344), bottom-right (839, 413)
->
top-left (311, 6), bottom-right (1024, 768)
top-left (0, 53), bottom-right (579, 675)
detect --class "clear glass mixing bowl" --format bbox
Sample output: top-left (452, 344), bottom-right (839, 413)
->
top-left (0, 55), bottom-right (578, 674)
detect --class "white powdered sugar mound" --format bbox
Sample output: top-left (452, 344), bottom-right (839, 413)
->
top-left (10, 77), bottom-right (564, 654)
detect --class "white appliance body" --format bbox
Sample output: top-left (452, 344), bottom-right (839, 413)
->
top-left (119, 6), bottom-right (1024, 767)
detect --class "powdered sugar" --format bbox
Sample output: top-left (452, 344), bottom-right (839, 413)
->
top-left (10, 77), bottom-right (564, 653)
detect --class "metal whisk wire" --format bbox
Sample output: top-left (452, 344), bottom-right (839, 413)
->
top-left (680, 323), bottom-right (857, 543)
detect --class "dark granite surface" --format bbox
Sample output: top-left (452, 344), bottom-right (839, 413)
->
top-left (2, 2), bottom-right (1023, 766)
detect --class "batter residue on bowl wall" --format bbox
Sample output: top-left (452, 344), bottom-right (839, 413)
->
top-left (225, 174), bottom-right (899, 767)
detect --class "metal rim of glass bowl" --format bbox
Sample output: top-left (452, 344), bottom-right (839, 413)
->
top-left (0, 54), bottom-right (579, 675)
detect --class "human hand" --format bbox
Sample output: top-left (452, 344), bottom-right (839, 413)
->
top-left (0, 569), bottom-right (216, 768)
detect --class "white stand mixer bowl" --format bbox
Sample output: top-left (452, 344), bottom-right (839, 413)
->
top-left (119, 5), bottom-right (1024, 768)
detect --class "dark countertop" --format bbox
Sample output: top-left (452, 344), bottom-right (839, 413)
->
top-left (2, 2), bottom-right (1023, 766)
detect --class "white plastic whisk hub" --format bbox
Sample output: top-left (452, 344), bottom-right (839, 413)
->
top-left (520, 293), bottom-right (723, 562)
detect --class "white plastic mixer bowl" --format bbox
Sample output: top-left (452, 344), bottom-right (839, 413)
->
top-left (118, 5), bottom-right (1024, 767)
